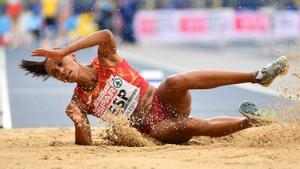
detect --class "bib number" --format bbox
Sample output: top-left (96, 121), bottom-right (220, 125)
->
top-left (94, 75), bottom-right (140, 117)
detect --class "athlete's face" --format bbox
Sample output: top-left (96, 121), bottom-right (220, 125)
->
top-left (45, 54), bottom-right (80, 83)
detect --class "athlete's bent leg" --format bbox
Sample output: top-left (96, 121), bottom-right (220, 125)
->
top-left (156, 70), bottom-right (256, 117)
top-left (149, 116), bottom-right (251, 144)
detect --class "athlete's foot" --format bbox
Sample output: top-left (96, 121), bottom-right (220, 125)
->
top-left (254, 56), bottom-right (289, 87)
top-left (239, 101), bottom-right (276, 127)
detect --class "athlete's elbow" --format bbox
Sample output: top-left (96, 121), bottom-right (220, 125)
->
top-left (101, 29), bottom-right (114, 39)
top-left (65, 110), bottom-right (76, 122)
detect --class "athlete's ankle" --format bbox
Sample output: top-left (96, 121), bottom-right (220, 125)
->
top-left (251, 71), bottom-right (259, 83)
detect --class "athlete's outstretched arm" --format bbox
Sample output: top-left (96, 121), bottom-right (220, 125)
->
top-left (65, 100), bottom-right (92, 145)
top-left (31, 29), bottom-right (120, 60)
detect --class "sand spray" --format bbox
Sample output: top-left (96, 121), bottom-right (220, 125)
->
top-left (94, 107), bottom-right (160, 147)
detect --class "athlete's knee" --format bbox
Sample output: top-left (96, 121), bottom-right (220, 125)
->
top-left (164, 75), bottom-right (187, 90)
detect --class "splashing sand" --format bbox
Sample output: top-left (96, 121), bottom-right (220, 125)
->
top-left (96, 108), bottom-right (160, 147)
top-left (292, 73), bottom-right (300, 79)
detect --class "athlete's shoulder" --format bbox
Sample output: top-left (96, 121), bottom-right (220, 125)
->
top-left (94, 54), bottom-right (123, 67)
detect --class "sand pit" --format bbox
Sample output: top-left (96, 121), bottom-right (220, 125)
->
top-left (0, 118), bottom-right (300, 169)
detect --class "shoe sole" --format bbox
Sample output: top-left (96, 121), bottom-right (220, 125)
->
top-left (239, 101), bottom-right (258, 119)
top-left (279, 56), bottom-right (289, 76)
top-left (239, 102), bottom-right (275, 127)
top-left (239, 107), bottom-right (257, 119)
top-left (262, 56), bottom-right (289, 87)
top-left (239, 102), bottom-right (274, 126)
top-left (240, 108), bottom-right (274, 126)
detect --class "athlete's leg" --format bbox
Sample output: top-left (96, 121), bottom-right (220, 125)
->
top-left (157, 55), bottom-right (289, 116)
top-left (156, 70), bottom-right (256, 116)
top-left (155, 56), bottom-right (288, 122)
top-left (164, 70), bottom-right (256, 91)
top-left (149, 116), bottom-right (251, 144)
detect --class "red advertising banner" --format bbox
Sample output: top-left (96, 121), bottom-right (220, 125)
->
top-left (179, 15), bottom-right (207, 34)
top-left (235, 12), bottom-right (271, 33)
top-left (134, 9), bottom-right (300, 43)
top-left (136, 14), bottom-right (156, 36)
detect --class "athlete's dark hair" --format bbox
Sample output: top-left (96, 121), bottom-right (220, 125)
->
top-left (19, 59), bottom-right (51, 81)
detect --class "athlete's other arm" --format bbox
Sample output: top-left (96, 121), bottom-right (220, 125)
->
top-left (65, 99), bottom-right (92, 145)
top-left (31, 29), bottom-right (122, 62)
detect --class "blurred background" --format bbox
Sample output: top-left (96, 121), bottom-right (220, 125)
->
top-left (0, 0), bottom-right (299, 128)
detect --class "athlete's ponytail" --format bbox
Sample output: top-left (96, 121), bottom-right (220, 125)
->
top-left (19, 59), bottom-right (51, 81)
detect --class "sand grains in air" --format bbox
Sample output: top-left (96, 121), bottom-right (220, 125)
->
top-left (97, 109), bottom-right (159, 147)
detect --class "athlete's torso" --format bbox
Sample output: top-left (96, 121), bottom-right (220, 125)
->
top-left (74, 57), bottom-right (152, 119)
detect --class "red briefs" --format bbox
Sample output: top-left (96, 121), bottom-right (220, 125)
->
top-left (138, 91), bottom-right (170, 134)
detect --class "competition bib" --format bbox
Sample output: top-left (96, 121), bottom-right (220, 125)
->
top-left (93, 75), bottom-right (140, 118)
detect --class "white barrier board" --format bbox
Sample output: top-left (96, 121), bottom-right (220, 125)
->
top-left (0, 47), bottom-right (12, 128)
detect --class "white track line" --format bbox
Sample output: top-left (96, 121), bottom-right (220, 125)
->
top-left (119, 49), bottom-right (286, 98)
top-left (0, 47), bottom-right (12, 128)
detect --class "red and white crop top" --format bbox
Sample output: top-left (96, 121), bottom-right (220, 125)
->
top-left (74, 57), bottom-right (149, 117)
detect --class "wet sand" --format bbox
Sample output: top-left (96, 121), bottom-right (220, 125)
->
top-left (1, 119), bottom-right (300, 169)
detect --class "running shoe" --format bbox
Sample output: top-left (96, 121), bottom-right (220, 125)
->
top-left (255, 56), bottom-right (289, 87)
top-left (239, 101), bottom-right (276, 127)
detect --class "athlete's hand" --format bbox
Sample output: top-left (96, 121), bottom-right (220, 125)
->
top-left (31, 48), bottom-right (65, 58)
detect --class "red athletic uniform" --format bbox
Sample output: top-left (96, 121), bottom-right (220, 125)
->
top-left (74, 57), bottom-right (169, 133)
